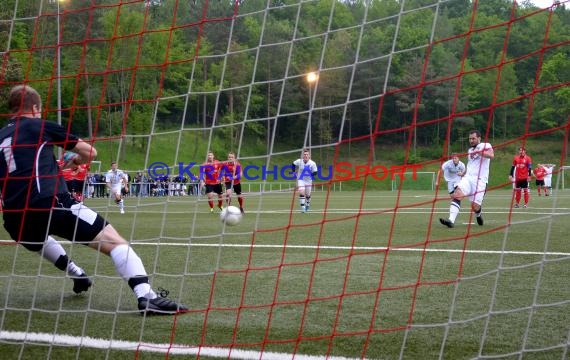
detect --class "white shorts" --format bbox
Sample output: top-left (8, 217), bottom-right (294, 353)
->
top-left (544, 177), bottom-right (552, 187)
top-left (296, 180), bottom-right (312, 195)
top-left (456, 176), bottom-right (487, 206)
top-left (447, 181), bottom-right (458, 194)
top-left (110, 185), bottom-right (122, 196)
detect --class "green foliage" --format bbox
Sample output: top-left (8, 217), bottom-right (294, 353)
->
top-left (0, 0), bottom-right (567, 159)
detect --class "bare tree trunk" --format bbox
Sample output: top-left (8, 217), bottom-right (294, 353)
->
top-left (202, 59), bottom-right (207, 139)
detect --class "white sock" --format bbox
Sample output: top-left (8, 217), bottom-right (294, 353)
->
top-left (66, 261), bottom-right (84, 277)
top-left (110, 244), bottom-right (147, 280)
top-left (449, 202), bottom-right (460, 223)
top-left (41, 236), bottom-right (66, 263)
top-left (110, 245), bottom-right (156, 299)
top-left (134, 283), bottom-right (156, 299)
top-left (41, 237), bottom-right (85, 276)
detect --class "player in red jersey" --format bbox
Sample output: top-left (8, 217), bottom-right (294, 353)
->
top-left (509, 146), bottom-right (532, 208)
top-left (59, 159), bottom-right (77, 195)
top-left (533, 164), bottom-right (547, 196)
top-left (72, 163), bottom-right (89, 201)
top-left (221, 151), bottom-right (244, 214)
top-left (201, 151), bottom-right (224, 213)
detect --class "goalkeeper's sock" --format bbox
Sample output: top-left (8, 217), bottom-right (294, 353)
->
top-left (42, 236), bottom-right (84, 276)
top-left (110, 244), bottom-right (156, 299)
top-left (65, 261), bottom-right (86, 277)
top-left (133, 283), bottom-right (157, 300)
top-left (41, 236), bottom-right (67, 264)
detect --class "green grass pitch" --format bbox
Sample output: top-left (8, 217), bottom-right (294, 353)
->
top-left (1, 189), bottom-right (569, 359)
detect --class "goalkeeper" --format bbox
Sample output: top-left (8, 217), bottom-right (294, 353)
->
top-left (0, 85), bottom-right (187, 315)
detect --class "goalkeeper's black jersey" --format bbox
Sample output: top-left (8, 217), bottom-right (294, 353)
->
top-left (0, 117), bottom-right (78, 209)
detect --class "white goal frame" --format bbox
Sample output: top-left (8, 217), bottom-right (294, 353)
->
top-left (560, 165), bottom-right (569, 189)
top-left (391, 171), bottom-right (436, 191)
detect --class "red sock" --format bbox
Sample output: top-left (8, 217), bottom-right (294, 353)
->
top-left (515, 190), bottom-right (521, 203)
top-left (524, 190), bottom-right (529, 204)
top-left (238, 197), bottom-right (243, 207)
top-left (208, 200), bottom-right (214, 209)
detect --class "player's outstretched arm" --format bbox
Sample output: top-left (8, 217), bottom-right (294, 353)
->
top-left (71, 140), bottom-right (97, 165)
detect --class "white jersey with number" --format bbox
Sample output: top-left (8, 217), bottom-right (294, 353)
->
top-left (293, 159), bottom-right (318, 184)
top-left (465, 142), bottom-right (493, 183)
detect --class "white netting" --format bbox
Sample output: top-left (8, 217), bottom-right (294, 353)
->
top-left (1, 0), bottom-right (569, 359)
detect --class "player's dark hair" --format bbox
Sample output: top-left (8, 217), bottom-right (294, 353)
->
top-left (468, 129), bottom-right (481, 138)
top-left (8, 85), bottom-right (41, 114)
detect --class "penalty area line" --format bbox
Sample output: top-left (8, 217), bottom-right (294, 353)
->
top-left (0, 331), bottom-right (362, 360)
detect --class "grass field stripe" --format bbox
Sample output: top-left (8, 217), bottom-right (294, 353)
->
top-left (0, 331), bottom-right (362, 360)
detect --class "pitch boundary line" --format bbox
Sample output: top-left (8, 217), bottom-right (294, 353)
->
top-left (0, 330), bottom-right (362, 360)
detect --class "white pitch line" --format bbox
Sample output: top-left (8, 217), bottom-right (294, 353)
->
top-left (0, 240), bottom-right (568, 257)
top-left (0, 331), bottom-right (362, 360)
top-left (127, 242), bottom-right (570, 257)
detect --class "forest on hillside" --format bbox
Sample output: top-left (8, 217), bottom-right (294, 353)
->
top-left (0, 0), bottom-right (568, 155)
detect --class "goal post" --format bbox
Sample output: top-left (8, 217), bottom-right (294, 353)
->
top-left (560, 166), bottom-right (570, 190)
top-left (391, 171), bottom-right (436, 192)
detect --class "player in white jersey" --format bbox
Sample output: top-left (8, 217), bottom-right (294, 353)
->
top-left (106, 161), bottom-right (129, 214)
top-left (436, 153), bottom-right (466, 195)
top-left (440, 130), bottom-right (494, 228)
top-left (292, 149), bottom-right (318, 213)
top-left (543, 164), bottom-right (555, 196)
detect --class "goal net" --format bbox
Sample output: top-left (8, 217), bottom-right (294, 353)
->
top-left (1, 0), bottom-right (569, 359)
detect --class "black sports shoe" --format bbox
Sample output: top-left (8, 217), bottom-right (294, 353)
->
top-left (439, 218), bottom-right (454, 228)
top-left (138, 297), bottom-right (188, 315)
top-left (72, 274), bottom-right (92, 294)
top-left (476, 215), bottom-right (484, 226)
top-left (240, 207), bottom-right (244, 214)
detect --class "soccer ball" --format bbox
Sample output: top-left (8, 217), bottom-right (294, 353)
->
top-left (220, 205), bottom-right (242, 226)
